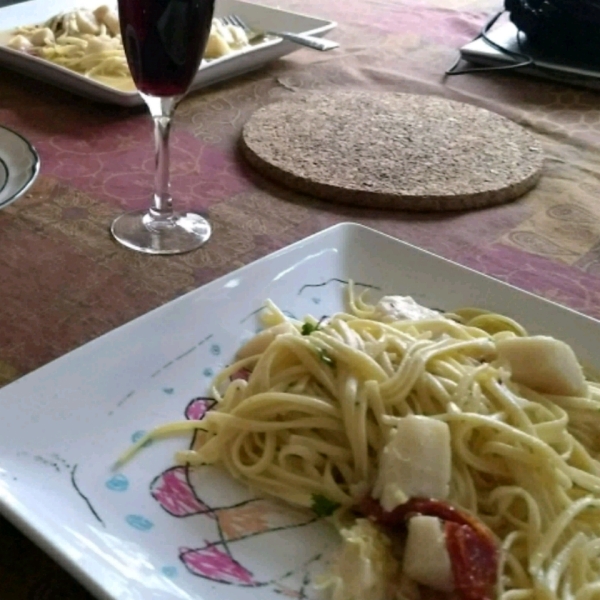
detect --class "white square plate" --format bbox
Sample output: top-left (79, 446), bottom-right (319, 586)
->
top-left (0, 0), bottom-right (336, 106)
top-left (1, 222), bottom-right (599, 600)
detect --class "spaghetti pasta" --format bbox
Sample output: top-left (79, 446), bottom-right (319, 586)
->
top-left (121, 284), bottom-right (600, 600)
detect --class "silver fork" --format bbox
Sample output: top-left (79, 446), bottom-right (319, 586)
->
top-left (220, 14), bottom-right (339, 52)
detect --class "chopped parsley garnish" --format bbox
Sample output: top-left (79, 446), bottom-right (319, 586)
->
top-left (301, 316), bottom-right (328, 336)
top-left (318, 348), bottom-right (336, 368)
top-left (311, 494), bottom-right (341, 517)
top-left (301, 322), bottom-right (319, 336)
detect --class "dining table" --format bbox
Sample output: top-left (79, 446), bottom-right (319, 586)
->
top-left (1, 0), bottom-right (600, 596)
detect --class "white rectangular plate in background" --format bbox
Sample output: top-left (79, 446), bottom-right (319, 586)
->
top-left (0, 223), bottom-right (599, 600)
top-left (0, 0), bottom-right (336, 106)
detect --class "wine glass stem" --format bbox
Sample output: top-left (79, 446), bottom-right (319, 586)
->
top-left (143, 95), bottom-right (179, 224)
top-left (152, 113), bottom-right (173, 219)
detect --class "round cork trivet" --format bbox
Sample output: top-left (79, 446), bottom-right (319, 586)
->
top-left (240, 91), bottom-right (544, 211)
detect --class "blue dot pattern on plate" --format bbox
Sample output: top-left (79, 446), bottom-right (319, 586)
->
top-left (162, 566), bottom-right (178, 579)
top-left (203, 367), bottom-right (213, 377)
top-left (163, 387), bottom-right (174, 394)
top-left (210, 344), bottom-right (221, 356)
top-left (312, 297), bottom-right (321, 304)
top-left (106, 474), bottom-right (129, 492)
top-left (283, 310), bottom-right (296, 319)
top-left (126, 515), bottom-right (154, 531)
top-left (131, 430), bottom-right (153, 447)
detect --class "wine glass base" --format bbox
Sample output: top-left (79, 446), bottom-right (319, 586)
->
top-left (111, 209), bottom-right (211, 255)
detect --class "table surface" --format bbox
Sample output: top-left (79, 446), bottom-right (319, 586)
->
top-left (2, 0), bottom-right (600, 596)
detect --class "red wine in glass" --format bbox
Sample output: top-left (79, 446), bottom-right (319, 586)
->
top-left (119, 0), bottom-right (214, 96)
top-left (111, 0), bottom-right (215, 254)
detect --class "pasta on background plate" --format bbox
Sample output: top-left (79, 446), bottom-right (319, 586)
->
top-left (120, 284), bottom-right (600, 600)
top-left (7, 5), bottom-right (250, 88)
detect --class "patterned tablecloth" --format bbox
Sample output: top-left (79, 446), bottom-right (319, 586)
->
top-left (1, 0), bottom-right (600, 596)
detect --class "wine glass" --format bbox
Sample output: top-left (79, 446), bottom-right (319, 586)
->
top-left (111, 0), bottom-right (215, 254)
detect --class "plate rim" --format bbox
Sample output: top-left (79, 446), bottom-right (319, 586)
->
top-left (0, 124), bottom-right (40, 209)
top-left (0, 155), bottom-right (8, 196)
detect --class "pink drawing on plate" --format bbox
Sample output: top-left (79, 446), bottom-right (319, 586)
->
top-left (149, 395), bottom-right (326, 594)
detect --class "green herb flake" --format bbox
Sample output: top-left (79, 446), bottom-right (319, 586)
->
top-left (301, 322), bottom-right (318, 336)
top-left (301, 316), bottom-right (328, 336)
top-left (311, 494), bottom-right (341, 517)
top-left (318, 348), bottom-right (336, 368)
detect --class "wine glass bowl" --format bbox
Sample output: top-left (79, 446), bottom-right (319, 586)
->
top-left (111, 0), bottom-right (215, 255)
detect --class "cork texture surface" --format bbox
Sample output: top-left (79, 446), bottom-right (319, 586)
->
top-left (240, 91), bottom-right (544, 211)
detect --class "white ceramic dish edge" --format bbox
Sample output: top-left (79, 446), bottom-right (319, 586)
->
top-left (0, 125), bottom-right (40, 209)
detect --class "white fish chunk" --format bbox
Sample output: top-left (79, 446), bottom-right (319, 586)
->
top-left (496, 335), bottom-right (587, 396)
top-left (403, 515), bottom-right (454, 592)
top-left (372, 415), bottom-right (451, 512)
top-left (374, 295), bottom-right (441, 322)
